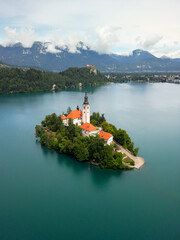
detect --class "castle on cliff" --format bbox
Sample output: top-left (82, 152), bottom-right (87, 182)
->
top-left (61, 92), bottom-right (113, 145)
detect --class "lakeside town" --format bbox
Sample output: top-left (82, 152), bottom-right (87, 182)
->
top-left (105, 73), bottom-right (180, 84)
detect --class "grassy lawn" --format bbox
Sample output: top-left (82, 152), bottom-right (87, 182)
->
top-left (123, 157), bottom-right (135, 166)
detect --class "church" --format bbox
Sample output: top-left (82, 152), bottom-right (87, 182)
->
top-left (61, 91), bottom-right (113, 145)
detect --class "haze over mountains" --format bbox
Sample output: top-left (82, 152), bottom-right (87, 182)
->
top-left (0, 41), bottom-right (180, 72)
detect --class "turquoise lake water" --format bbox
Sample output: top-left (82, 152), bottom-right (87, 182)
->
top-left (0, 83), bottom-right (180, 240)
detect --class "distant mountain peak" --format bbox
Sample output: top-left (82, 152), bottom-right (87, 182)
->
top-left (0, 42), bottom-right (180, 72)
top-left (161, 55), bottom-right (170, 59)
top-left (12, 42), bottom-right (23, 48)
top-left (132, 49), bottom-right (156, 59)
top-left (133, 49), bottom-right (143, 53)
top-left (32, 41), bottom-right (43, 46)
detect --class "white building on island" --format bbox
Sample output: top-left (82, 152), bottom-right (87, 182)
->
top-left (61, 107), bottom-right (82, 126)
top-left (80, 122), bottom-right (99, 137)
top-left (61, 91), bottom-right (113, 145)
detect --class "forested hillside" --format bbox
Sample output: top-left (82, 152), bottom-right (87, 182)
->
top-left (0, 67), bottom-right (107, 94)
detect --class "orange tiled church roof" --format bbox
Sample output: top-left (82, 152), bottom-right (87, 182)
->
top-left (99, 131), bottom-right (112, 140)
top-left (61, 115), bottom-right (67, 119)
top-left (80, 122), bottom-right (97, 132)
top-left (61, 109), bottom-right (82, 120)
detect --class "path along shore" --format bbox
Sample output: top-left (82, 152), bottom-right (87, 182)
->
top-left (116, 144), bottom-right (145, 169)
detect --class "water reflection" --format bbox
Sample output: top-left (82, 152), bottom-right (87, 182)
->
top-left (36, 141), bottom-right (124, 187)
top-left (63, 85), bottom-right (103, 94)
top-left (89, 166), bottom-right (124, 188)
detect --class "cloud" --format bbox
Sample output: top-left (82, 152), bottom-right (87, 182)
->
top-left (168, 49), bottom-right (180, 58)
top-left (115, 51), bottom-right (133, 56)
top-left (4, 26), bottom-right (35, 47)
top-left (92, 26), bottom-right (122, 54)
top-left (2, 25), bottom-right (180, 58)
top-left (0, 0), bottom-right (180, 57)
top-left (43, 42), bottom-right (61, 54)
top-left (137, 35), bottom-right (163, 50)
top-left (4, 27), bottom-right (18, 41)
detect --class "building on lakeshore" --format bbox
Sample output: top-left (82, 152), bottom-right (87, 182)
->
top-left (61, 91), bottom-right (113, 145)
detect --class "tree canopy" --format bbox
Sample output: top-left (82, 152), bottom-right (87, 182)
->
top-left (90, 112), bottom-right (106, 126)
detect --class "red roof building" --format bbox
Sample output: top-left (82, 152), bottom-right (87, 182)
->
top-left (99, 131), bottom-right (112, 140)
top-left (61, 115), bottom-right (67, 120)
top-left (67, 109), bottom-right (82, 120)
top-left (61, 109), bottom-right (82, 120)
top-left (99, 131), bottom-right (113, 145)
top-left (80, 122), bottom-right (97, 132)
top-left (61, 109), bottom-right (82, 126)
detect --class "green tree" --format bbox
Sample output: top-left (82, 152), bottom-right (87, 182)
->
top-left (100, 144), bottom-right (114, 168)
top-left (59, 138), bottom-right (72, 154)
top-left (40, 133), bottom-right (48, 145)
top-left (90, 119), bottom-right (97, 126)
top-left (90, 112), bottom-right (106, 126)
top-left (88, 136), bottom-right (105, 163)
top-left (67, 106), bottom-right (72, 115)
top-left (35, 125), bottom-right (44, 138)
top-left (133, 148), bottom-right (139, 156)
top-left (72, 142), bottom-right (89, 161)
top-left (66, 118), bottom-right (76, 139)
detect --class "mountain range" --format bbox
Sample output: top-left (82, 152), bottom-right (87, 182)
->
top-left (0, 41), bottom-right (180, 72)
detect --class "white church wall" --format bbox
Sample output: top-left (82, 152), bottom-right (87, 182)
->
top-left (73, 118), bottom-right (81, 126)
top-left (107, 136), bottom-right (113, 145)
top-left (89, 129), bottom-right (99, 137)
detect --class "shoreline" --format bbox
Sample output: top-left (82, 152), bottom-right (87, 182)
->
top-left (117, 144), bottom-right (145, 169)
top-left (1, 81), bottom-right (179, 96)
top-left (132, 156), bottom-right (145, 169)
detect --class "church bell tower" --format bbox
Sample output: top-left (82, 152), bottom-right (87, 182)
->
top-left (82, 91), bottom-right (90, 123)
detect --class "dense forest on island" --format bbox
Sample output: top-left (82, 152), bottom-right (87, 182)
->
top-left (35, 111), bottom-right (139, 170)
top-left (0, 67), bottom-right (107, 94)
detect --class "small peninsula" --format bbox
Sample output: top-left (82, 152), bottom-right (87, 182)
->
top-left (35, 92), bottom-right (144, 170)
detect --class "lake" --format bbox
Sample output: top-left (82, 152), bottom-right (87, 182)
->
top-left (0, 83), bottom-right (180, 240)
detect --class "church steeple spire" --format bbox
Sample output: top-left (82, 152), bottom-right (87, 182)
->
top-left (83, 90), bottom-right (89, 105)
top-left (82, 90), bottom-right (90, 123)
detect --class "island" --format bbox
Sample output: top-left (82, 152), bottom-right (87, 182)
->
top-left (35, 92), bottom-right (144, 170)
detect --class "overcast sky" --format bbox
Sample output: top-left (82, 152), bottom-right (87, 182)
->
top-left (0, 0), bottom-right (180, 57)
